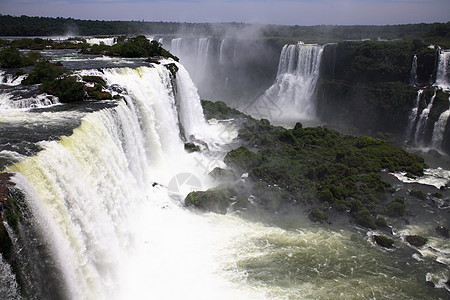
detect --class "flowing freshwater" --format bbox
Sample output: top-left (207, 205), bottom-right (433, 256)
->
top-left (0, 50), bottom-right (449, 299)
top-left (251, 43), bottom-right (324, 124)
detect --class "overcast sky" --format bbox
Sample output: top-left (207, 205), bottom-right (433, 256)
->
top-left (1, 0), bottom-right (449, 26)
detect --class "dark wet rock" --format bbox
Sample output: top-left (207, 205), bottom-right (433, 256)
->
top-left (373, 235), bottom-right (394, 248)
top-left (435, 226), bottom-right (449, 238)
top-left (184, 188), bottom-right (232, 214)
top-left (405, 235), bottom-right (428, 247)
top-left (184, 142), bottom-right (200, 153)
top-left (425, 280), bottom-right (436, 288)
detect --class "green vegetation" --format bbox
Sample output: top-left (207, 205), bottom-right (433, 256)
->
top-left (185, 188), bottom-right (231, 214)
top-left (309, 208), bottom-right (329, 223)
top-left (1, 15), bottom-right (449, 46)
top-left (0, 46), bottom-right (41, 68)
top-left (81, 35), bottom-right (178, 61)
top-left (198, 100), bottom-right (426, 228)
top-left (405, 235), bottom-right (428, 247)
top-left (373, 235), bottom-right (395, 248)
top-left (409, 189), bottom-right (427, 200)
top-left (223, 146), bottom-right (262, 171)
top-left (200, 100), bottom-right (245, 120)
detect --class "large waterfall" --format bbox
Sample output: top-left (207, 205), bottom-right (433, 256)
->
top-left (253, 43), bottom-right (323, 123)
top-left (1, 48), bottom-right (449, 299)
top-left (2, 62), bottom-right (243, 299)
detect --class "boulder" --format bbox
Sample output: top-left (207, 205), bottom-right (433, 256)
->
top-left (373, 235), bottom-right (394, 248)
top-left (184, 188), bottom-right (231, 214)
top-left (405, 235), bottom-right (428, 247)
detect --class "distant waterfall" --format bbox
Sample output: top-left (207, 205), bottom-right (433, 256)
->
top-left (435, 50), bottom-right (450, 91)
top-left (86, 37), bottom-right (117, 46)
top-left (405, 89), bottom-right (423, 140)
top-left (414, 89), bottom-right (437, 143)
top-left (219, 39), bottom-right (227, 65)
top-left (431, 96), bottom-right (450, 149)
top-left (171, 38), bottom-right (182, 55)
top-left (197, 38), bottom-right (211, 61)
top-left (409, 55), bottom-right (418, 86)
top-left (258, 43), bottom-right (323, 122)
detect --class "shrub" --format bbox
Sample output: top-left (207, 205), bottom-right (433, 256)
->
top-left (40, 76), bottom-right (84, 103)
top-left (385, 198), bottom-right (406, 217)
top-left (309, 208), bottom-right (329, 223)
top-left (409, 189), bottom-right (426, 200)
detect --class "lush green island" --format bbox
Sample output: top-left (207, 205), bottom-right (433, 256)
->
top-left (186, 100), bottom-right (448, 248)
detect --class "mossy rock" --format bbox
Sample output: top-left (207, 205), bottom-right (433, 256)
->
top-left (184, 188), bottom-right (231, 214)
top-left (309, 208), bottom-right (329, 223)
top-left (405, 235), bottom-right (428, 247)
top-left (409, 189), bottom-right (427, 200)
top-left (374, 235), bottom-right (394, 248)
top-left (224, 146), bottom-right (262, 171)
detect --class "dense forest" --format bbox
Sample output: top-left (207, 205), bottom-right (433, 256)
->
top-left (0, 15), bottom-right (449, 45)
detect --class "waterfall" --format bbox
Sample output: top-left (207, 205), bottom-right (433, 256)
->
top-left (409, 55), bottom-right (418, 86)
top-left (233, 40), bottom-right (239, 67)
top-left (197, 38), bottom-right (210, 62)
top-left (414, 89), bottom-right (437, 144)
top-left (4, 62), bottom-right (234, 299)
top-left (431, 96), bottom-right (450, 150)
top-left (435, 50), bottom-right (450, 91)
top-left (170, 38), bottom-right (182, 55)
top-left (0, 70), bottom-right (27, 86)
top-left (258, 43), bottom-right (323, 122)
top-left (0, 92), bottom-right (59, 110)
top-left (86, 38), bottom-right (117, 46)
top-left (219, 39), bottom-right (227, 65)
top-left (405, 89), bottom-right (423, 141)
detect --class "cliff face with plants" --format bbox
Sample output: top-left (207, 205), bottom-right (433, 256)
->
top-left (316, 40), bottom-right (450, 153)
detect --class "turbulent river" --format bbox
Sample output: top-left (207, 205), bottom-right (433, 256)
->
top-left (0, 50), bottom-right (449, 299)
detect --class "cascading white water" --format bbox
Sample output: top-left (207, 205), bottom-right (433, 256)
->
top-left (170, 38), bottom-right (182, 55)
top-left (86, 37), bottom-right (117, 46)
top-left (405, 89), bottom-right (423, 141)
top-left (5, 63), bottom-right (238, 300)
top-left (431, 96), bottom-right (450, 150)
top-left (435, 50), bottom-right (450, 91)
top-left (0, 92), bottom-right (59, 110)
top-left (219, 39), bottom-right (227, 65)
top-left (410, 55), bottom-right (418, 86)
top-left (414, 89), bottom-right (437, 143)
top-left (197, 38), bottom-right (210, 61)
top-left (260, 43), bottom-right (323, 122)
top-left (0, 70), bottom-right (27, 86)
